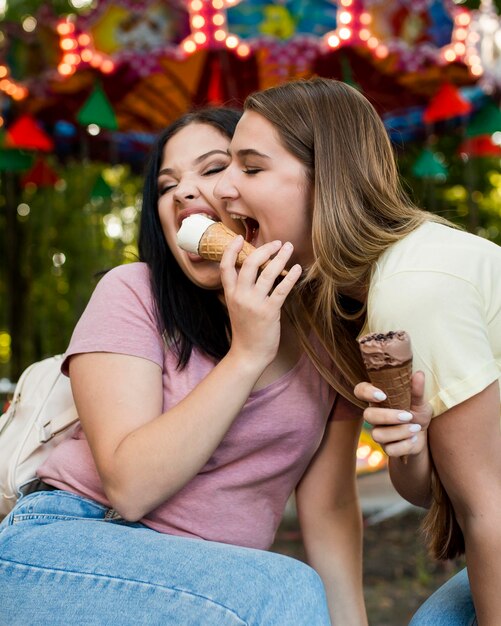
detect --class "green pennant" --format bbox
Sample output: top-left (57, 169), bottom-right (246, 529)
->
top-left (0, 149), bottom-right (34, 172)
top-left (411, 148), bottom-right (448, 179)
top-left (466, 100), bottom-right (501, 138)
top-left (340, 54), bottom-right (362, 91)
top-left (77, 84), bottom-right (118, 131)
top-left (90, 174), bottom-right (113, 199)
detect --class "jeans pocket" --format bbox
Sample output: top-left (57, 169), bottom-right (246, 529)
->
top-left (9, 490), bottom-right (109, 526)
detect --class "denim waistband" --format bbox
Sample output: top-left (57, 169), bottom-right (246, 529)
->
top-left (19, 478), bottom-right (59, 497)
top-left (5, 488), bottom-right (139, 527)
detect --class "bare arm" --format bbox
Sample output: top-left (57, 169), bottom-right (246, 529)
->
top-left (296, 406), bottom-right (367, 626)
top-left (355, 372), bottom-right (433, 507)
top-left (70, 238), bottom-right (302, 520)
top-left (428, 381), bottom-right (501, 625)
top-left (358, 374), bottom-right (501, 623)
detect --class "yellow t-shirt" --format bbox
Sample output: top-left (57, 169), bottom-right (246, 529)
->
top-left (360, 221), bottom-right (501, 417)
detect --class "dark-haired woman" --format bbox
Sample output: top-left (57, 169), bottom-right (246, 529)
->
top-left (0, 107), bottom-right (364, 625)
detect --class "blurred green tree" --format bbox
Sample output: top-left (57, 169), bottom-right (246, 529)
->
top-left (0, 159), bottom-right (142, 380)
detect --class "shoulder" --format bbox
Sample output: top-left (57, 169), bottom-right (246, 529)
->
top-left (92, 262), bottom-right (153, 305)
top-left (371, 222), bottom-right (498, 310)
top-left (376, 222), bottom-right (500, 277)
top-left (63, 262), bottom-right (163, 373)
top-left (97, 262), bottom-right (151, 291)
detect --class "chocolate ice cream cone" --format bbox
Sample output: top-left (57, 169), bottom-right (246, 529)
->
top-left (359, 331), bottom-right (414, 463)
top-left (365, 360), bottom-right (412, 411)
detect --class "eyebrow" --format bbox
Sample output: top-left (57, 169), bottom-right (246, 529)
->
top-left (228, 148), bottom-right (271, 160)
top-left (158, 149), bottom-right (229, 176)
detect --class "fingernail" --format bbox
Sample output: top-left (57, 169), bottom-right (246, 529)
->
top-left (373, 391), bottom-right (387, 401)
top-left (283, 242), bottom-right (293, 251)
top-left (409, 424), bottom-right (421, 433)
top-left (411, 435), bottom-right (418, 443)
top-left (398, 411), bottom-right (413, 422)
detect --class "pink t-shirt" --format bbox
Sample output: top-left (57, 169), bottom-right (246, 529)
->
top-left (39, 263), bottom-right (359, 549)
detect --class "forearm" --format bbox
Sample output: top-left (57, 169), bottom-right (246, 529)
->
top-left (463, 514), bottom-right (501, 625)
top-left (105, 350), bottom-right (266, 519)
top-left (302, 503), bottom-right (367, 626)
top-left (388, 432), bottom-right (432, 508)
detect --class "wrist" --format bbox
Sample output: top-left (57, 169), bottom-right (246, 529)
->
top-left (224, 347), bottom-right (270, 380)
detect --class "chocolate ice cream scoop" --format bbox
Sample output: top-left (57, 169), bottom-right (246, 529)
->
top-left (358, 331), bottom-right (413, 410)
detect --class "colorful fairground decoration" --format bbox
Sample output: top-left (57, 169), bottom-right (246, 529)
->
top-left (0, 0), bottom-right (499, 103)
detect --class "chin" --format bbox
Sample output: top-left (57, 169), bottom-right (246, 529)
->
top-left (190, 270), bottom-right (222, 290)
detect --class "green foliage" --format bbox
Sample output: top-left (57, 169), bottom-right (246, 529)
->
top-left (0, 159), bottom-right (143, 379)
top-left (398, 131), bottom-right (501, 245)
top-left (4, 0), bottom-right (84, 21)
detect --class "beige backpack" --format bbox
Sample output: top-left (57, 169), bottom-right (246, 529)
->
top-left (0, 355), bottom-right (79, 519)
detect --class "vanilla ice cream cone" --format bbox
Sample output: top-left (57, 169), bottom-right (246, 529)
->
top-left (177, 214), bottom-right (287, 276)
top-left (198, 221), bottom-right (257, 266)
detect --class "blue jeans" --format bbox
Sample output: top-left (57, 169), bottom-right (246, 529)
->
top-left (409, 568), bottom-right (477, 626)
top-left (0, 490), bottom-right (331, 626)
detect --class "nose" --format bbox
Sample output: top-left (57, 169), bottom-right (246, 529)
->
top-left (173, 178), bottom-right (199, 203)
top-left (214, 165), bottom-right (238, 201)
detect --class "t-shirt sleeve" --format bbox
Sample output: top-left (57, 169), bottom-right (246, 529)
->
top-left (329, 392), bottom-right (363, 421)
top-left (369, 270), bottom-right (498, 416)
top-left (62, 263), bottom-right (164, 375)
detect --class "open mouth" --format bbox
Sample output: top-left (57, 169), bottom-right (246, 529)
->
top-left (230, 214), bottom-right (259, 245)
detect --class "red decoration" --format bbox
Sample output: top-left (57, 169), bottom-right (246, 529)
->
top-left (423, 83), bottom-right (472, 124)
top-left (458, 135), bottom-right (501, 157)
top-left (5, 115), bottom-right (54, 152)
top-left (21, 157), bottom-right (60, 187)
top-left (207, 56), bottom-right (223, 105)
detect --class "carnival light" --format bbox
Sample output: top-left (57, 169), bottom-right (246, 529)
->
top-left (236, 43), bottom-right (250, 57)
top-left (327, 34), bottom-right (340, 49)
top-left (356, 430), bottom-right (387, 475)
top-left (463, 0), bottom-right (501, 91)
top-left (22, 16), bottom-right (37, 32)
top-left (359, 12), bottom-right (371, 25)
top-left (78, 33), bottom-right (90, 46)
top-left (375, 44), bottom-right (389, 59)
top-left (225, 35), bottom-right (239, 49)
top-left (56, 17), bottom-right (115, 76)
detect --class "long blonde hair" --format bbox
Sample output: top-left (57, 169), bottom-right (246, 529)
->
top-left (245, 78), bottom-right (449, 402)
top-left (245, 77), bottom-right (462, 558)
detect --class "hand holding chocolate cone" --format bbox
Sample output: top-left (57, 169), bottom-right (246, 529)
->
top-left (358, 330), bottom-right (413, 462)
top-left (177, 214), bottom-right (288, 276)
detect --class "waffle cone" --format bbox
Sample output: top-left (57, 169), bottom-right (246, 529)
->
top-left (198, 222), bottom-right (256, 266)
top-left (198, 222), bottom-right (288, 276)
top-left (366, 359), bottom-right (413, 411)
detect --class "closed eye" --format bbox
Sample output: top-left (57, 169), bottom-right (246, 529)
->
top-left (242, 168), bottom-right (262, 175)
top-left (203, 164), bottom-right (228, 176)
top-left (158, 184), bottom-right (176, 196)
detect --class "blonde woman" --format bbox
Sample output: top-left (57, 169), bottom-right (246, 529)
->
top-left (215, 77), bottom-right (501, 625)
